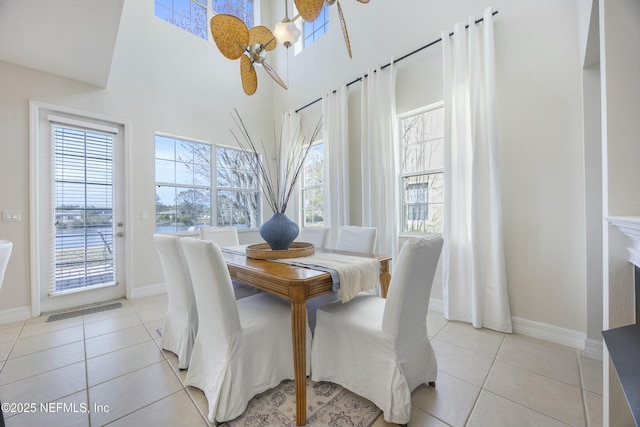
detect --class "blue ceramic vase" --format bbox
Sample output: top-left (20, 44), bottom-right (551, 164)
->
top-left (260, 213), bottom-right (299, 250)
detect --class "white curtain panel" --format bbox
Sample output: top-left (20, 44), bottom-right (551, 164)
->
top-left (360, 65), bottom-right (399, 259)
top-left (322, 85), bottom-right (350, 248)
top-left (280, 109), bottom-right (302, 221)
top-left (441, 7), bottom-right (512, 333)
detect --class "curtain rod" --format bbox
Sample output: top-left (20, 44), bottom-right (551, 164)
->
top-left (295, 10), bottom-right (499, 113)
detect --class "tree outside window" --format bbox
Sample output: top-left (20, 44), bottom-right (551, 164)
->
top-left (215, 146), bottom-right (260, 229)
top-left (155, 137), bottom-right (260, 231)
top-left (155, 0), bottom-right (253, 39)
top-left (302, 142), bottom-right (324, 226)
top-left (212, 0), bottom-right (253, 28)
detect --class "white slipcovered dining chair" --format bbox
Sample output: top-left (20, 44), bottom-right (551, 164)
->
top-left (199, 226), bottom-right (239, 248)
top-left (296, 226), bottom-right (329, 249)
top-left (180, 237), bottom-right (311, 424)
top-left (336, 225), bottom-right (378, 253)
top-left (199, 226), bottom-right (259, 299)
top-left (311, 236), bottom-right (444, 424)
top-left (0, 240), bottom-right (13, 290)
top-left (153, 234), bottom-right (198, 369)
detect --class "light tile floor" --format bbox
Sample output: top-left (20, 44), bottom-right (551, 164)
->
top-left (0, 295), bottom-right (603, 427)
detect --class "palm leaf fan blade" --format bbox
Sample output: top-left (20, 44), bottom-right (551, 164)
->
top-left (210, 14), bottom-right (249, 60)
top-left (262, 62), bottom-right (288, 90)
top-left (336, 1), bottom-right (352, 58)
top-left (249, 26), bottom-right (277, 51)
top-left (294, 0), bottom-right (324, 23)
top-left (240, 55), bottom-right (258, 95)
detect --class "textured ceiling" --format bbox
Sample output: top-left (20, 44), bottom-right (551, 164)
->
top-left (0, 0), bottom-right (125, 87)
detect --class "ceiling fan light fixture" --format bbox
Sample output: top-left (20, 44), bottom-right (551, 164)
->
top-left (274, 19), bottom-right (301, 48)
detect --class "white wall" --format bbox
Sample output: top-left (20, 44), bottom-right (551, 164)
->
top-left (0, 0), bottom-right (273, 314)
top-left (272, 0), bottom-right (587, 334)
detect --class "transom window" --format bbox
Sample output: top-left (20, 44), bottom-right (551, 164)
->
top-left (399, 104), bottom-right (444, 234)
top-left (212, 0), bottom-right (254, 27)
top-left (155, 0), bottom-right (254, 39)
top-left (303, 6), bottom-right (329, 49)
top-left (155, 0), bottom-right (208, 40)
top-left (154, 136), bottom-right (260, 232)
top-left (301, 142), bottom-right (324, 226)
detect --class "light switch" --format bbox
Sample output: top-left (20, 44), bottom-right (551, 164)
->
top-left (3, 210), bottom-right (20, 222)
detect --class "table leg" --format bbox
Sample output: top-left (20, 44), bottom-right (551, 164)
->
top-left (290, 287), bottom-right (307, 426)
top-left (380, 259), bottom-right (391, 298)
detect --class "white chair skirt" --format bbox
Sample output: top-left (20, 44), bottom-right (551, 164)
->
top-left (186, 292), bottom-right (311, 423)
top-left (311, 295), bottom-right (437, 424)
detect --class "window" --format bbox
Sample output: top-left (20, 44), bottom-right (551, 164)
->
top-left (301, 142), bottom-right (324, 226)
top-left (155, 0), bottom-right (209, 40)
top-left (215, 146), bottom-right (260, 229)
top-left (399, 104), bottom-right (444, 234)
top-left (212, 0), bottom-right (254, 28)
top-left (155, 0), bottom-right (254, 39)
top-left (303, 6), bottom-right (329, 48)
top-left (53, 126), bottom-right (117, 292)
top-left (155, 137), bottom-right (260, 231)
top-left (155, 135), bottom-right (212, 232)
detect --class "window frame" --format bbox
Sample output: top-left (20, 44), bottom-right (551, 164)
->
top-left (154, 134), bottom-right (262, 234)
top-left (397, 101), bottom-right (445, 236)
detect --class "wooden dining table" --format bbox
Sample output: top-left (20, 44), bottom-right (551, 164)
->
top-left (222, 248), bottom-right (391, 426)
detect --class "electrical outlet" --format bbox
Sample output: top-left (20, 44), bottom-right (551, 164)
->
top-left (2, 210), bottom-right (20, 222)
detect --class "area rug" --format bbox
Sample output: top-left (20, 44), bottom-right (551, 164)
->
top-left (224, 379), bottom-right (382, 427)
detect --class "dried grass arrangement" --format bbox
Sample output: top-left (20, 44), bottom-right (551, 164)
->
top-left (229, 109), bottom-right (323, 214)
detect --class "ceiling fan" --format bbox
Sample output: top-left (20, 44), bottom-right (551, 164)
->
top-left (294, 0), bottom-right (370, 59)
top-left (210, 14), bottom-right (287, 96)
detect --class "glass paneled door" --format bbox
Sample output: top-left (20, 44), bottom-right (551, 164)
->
top-left (38, 116), bottom-right (125, 313)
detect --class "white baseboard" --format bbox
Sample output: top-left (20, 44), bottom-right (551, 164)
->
top-left (429, 297), bottom-right (444, 313)
top-left (583, 338), bottom-right (604, 360)
top-left (429, 298), bottom-right (586, 350)
top-left (128, 283), bottom-right (167, 299)
top-left (0, 306), bottom-right (31, 325)
top-left (511, 316), bottom-right (585, 350)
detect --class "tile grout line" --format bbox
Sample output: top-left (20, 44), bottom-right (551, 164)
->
top-left (82, 313), bottom-right (92, 427)
top-left (461, 332), bottom-right (507, 426)
top-left (576, 350), bottom-right (590, 427)
top-left (131, 298), bottom-right (213, 427)
top-left (0, 320), bottom-right (26, 374)
top-left (481, 340), bottom-right (585, 427)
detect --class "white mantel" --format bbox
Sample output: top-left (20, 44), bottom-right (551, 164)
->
top-left (607, 216), bottom-right (640, 268)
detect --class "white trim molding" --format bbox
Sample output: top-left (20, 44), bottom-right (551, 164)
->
top-left (429, 298), bottom-right (586, 350)
top-left (607, 216), bottom-right (640, 267)
top-left (128, 283), bottom-right (167, 300)
top-left (511, 317), bottom-right (586, 350)
top-left (0, 306), bottom-right (31, 325)
top-left (584, 338), bottom-right (604, 360)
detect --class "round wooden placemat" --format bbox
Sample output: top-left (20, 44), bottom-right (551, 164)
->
top-left (246, 242), bottom-right (314, 260)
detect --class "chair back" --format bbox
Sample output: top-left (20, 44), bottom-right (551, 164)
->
top-left (297, 226), bottom-right (329, 248)
top-left (199, 227), bottom-right (239, 248)
top-left (336, 226), bottom-right (377, 253)
top-left (0, 240), bottom-right (13, 290)
top-left (180, 238), bottom-right (241, 344)
top-left (382, 236), bottom-right (443, 339)
top-left (153, 234), bottom-right (197, 312)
